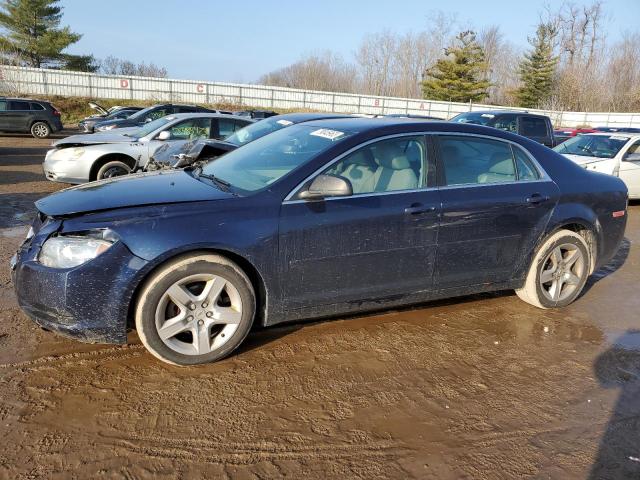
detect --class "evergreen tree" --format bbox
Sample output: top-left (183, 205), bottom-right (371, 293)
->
top-left (515, 24), bottom-right (558, 108)
top-left (0, 0), bottom-right (96, 71)
top-left (422, 30), bottom-right (491, 103)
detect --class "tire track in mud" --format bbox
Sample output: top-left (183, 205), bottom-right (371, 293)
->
top-left (0, 344), bottom-right (146, 372)
top-left (103, 433), bottom-right (408, 466)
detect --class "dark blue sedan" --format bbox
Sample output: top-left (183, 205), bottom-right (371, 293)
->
top-left (11, 118), bottom-right (628, 365)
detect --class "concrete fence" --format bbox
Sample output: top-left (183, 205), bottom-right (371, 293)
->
top-left (1, 65), bottom-right (639, 128)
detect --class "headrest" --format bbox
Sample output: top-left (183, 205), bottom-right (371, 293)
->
top-left (347, 151), bottom-right (373, 167)
top-left (375, 143), bottom-right (411, 170)
top-left (489, 155), bottom-right (515, 175)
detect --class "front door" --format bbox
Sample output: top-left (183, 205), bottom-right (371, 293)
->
top-left (619, 139), bottom-right (640, 198)
top-left (278, 134), bottom-right (440, 311)
top-left (434, 134), bottom-right (559, 288)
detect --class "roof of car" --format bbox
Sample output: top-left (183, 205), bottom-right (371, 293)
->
top-left (456, 110), bottom-right (550, 118)
top-left (581, 132), bottom-right (640, 139)
top-left (157, 112), bottom-right (252, 121)
top-left (272, 112), bottom-right (354, 123)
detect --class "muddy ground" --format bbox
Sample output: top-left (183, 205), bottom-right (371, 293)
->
top-left (0, 133), bottom-right (639, 479)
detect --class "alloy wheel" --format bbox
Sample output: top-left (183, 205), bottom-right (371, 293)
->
top-left (539, 243), bottom-right (586, 302)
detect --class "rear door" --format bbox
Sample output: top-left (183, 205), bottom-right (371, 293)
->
top-left (434, 134), bottom-right (559, 288)
top-left (518, 116), bottom-right (552, 146)
top-left (278, 134), bottom-right (440, 314)
top-left (619, 139), bottom-right (640, 198)
top-left (7, 100), bottom-right (31, 131)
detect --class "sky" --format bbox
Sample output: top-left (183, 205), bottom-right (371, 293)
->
top-left (61, 0), bottom-right (640, 83)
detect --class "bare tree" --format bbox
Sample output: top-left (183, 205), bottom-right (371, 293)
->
top-left (99, 56), bottom-right (168, 78)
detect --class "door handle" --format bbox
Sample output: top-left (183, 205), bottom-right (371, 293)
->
top-left (404, 204), bottom-right (436, 215)
top-left (525, 193), bottom-right (550, 205)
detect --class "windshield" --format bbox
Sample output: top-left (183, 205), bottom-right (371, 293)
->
top-left (129, 116), bottom-right (174, 138)
top-left (450, 112), bottom-right (496, 126)
top-left (224, 116), bottom-right (295, 146)
top-left (200, 124), bottom-right (353, 193)
top-left (553, 135), bottom-right (629, 159)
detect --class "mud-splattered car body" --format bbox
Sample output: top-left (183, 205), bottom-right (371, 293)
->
top-left (11, 119), bottom-right (628, 345)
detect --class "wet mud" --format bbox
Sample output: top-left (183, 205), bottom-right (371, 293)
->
top-left (0, 134), bottom-right (639, 479)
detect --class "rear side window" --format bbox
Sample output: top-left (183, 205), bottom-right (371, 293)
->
top-left (520, 117), bottom-right (548, 137)
top-left (9, 101), bottom-right (30, 110)
top-left (513, 146), bottom-right (540, 181)
top-left (439, 136), bottom-right (516, 186)
top-left (29, 102), bottom-right (45, 110)
top-left (0, 100), bottom-right (7, 111)
top-left (217, 119), bottom-right (236, 139)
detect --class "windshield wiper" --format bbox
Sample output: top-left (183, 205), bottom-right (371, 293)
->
top-left (193, 166), bottom-right (232, 192)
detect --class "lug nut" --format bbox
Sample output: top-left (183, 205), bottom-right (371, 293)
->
top-left (198, 319), bottom-right (204, 326)
top-left (202, 302), bottom-right (208, 308)
top-left (206, 311), bottom-right (213, 318)
top-left (189, 303), bottom-right (196, 310)
top-left (187, 315), bottom-right (194, 321)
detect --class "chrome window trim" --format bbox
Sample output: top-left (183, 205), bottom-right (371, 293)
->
top-left (282, 130), bottom-right (552, 204)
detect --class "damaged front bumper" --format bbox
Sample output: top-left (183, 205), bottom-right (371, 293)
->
top-left (11, 228), bottom-right (148, 344)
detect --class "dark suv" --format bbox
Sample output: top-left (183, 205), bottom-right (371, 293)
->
top-left (0, 97), bottom-right (63, 138)
top-left (450, 111), bottom-right (556, 147)
top-left (93, 104), bottom-right (224, 132)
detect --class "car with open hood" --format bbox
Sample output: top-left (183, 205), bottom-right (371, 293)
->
top-left (146, 112), bottom-right (353, 171)
top-left (12, 118), bottom-right (627, 366)
top-left (78, 102), bottom-right (144, 133)
top-left (553, 132), bottom-right (640, 198)
top-left (43, 113), bottom-right (253, 183)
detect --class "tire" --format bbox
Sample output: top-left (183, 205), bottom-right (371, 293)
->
top-left (96, 160), bottom-right (132, 180)
top-left (516, 230), bottom-right (591, 309)
top-left (31, 121), bottom-right (51, 139)
top-left (135, 253), bottom-right (256, 366)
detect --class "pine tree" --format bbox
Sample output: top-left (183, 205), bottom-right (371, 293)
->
top-left (0, 0), bottom-right (96, 71)
top-left (515, 24), bottom-right (558, 108)
top-left (422, 31), bottom-right (491, 103)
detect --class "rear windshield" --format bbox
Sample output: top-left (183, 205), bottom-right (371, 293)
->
top-left (450, 112), bottom-right (497, 126)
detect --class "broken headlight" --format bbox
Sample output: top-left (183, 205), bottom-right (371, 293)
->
top-left (39, 231), bottom-right (115, 269)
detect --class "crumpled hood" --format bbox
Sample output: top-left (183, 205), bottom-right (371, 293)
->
top-left (53, 132), bottom-right (140, 147)
top-left (36, 170), bottom-right (234, 216)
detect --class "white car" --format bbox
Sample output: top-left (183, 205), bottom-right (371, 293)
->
top-left (553, 132), bottom-right (640, 198)
top-left (43, 113), bottom-right (252, 184)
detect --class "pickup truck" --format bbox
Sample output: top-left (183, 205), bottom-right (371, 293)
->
top-left (450, 111), bottom-right (556, 147)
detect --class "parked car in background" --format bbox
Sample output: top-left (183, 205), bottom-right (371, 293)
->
top-left (233, 109), bottom-right (278, 119)
top-left (146, 112), bottom-right (352, 171)
top-left (43, 113), bottom-right (252, 183)
top-left (12, 118), bottom-right (627, 365)
top-left (78, 105), bottom-right (144, 133)
top-left (93, 104), bottom-right (223, 132)
top-left (553, 127), bottom-right (598, 145)
top-left (0, 97), bottom-right (63, 138)
top-left (595, 126), bottom-right (640, 133)
top-left (554, 132), bottom-right (640, 198)
top-left (380, 113), bottom-right (443, 120)
top-left (450, 111), bottom-right (556, 147)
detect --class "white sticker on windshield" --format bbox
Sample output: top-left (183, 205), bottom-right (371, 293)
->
top-left (310, 128), bottom-right (345, 141)
top-left (481, 114), bottom-right (495, 118)
top-left (276, 119), bottom-right (293, 126)
top-left (610, 135), bottom-right (629, 141)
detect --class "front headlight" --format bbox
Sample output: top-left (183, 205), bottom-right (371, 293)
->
top-left (98, 124), bottom-right (117, 131)
top-left (55, 147), bottom-right (85, 161)
top-left (39, 234), bottom-right (114, 269)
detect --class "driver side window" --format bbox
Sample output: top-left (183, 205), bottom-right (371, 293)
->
top-left (322, 136), bottom-right (427, 195)
top-left (167, 118), bottom-right (211, 140)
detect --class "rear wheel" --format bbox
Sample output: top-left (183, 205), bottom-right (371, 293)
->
top-left (516, 230), bottom-right (590, 309)
top-left (135, 254), bottom-right (255, 366)
top-left (31, 122), bottom-right (51, 138)
top-left (96, 160), bottom-right (132, 180)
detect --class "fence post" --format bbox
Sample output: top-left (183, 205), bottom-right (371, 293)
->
top-left (357, 95), bottom-right (361, 114)
top-left (303, 91), bottom-right (306, 109)
top-left (239, 86), bottom-right (243, 105)
top-left (169, 80), bottom-right (173, 102)
top-left (270, 88), bottom-right (275, 108)
top-left (42, 70), bottom-right (48, 96)
top-left (206, 83), bottom-right (210, 104)
top-left (88, 74), bottom-right (93, 98)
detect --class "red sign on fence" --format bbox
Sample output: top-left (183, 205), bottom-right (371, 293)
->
top-left (196, 84), bottom-right (205, 93)
top-left (120, 79), bottom-right (129, 88)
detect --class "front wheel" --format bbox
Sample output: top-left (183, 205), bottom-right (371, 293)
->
top-left (135, 254), bottom-right (256, 366)
top-left (96, 160), bottom-right (132, 180)
top-left (516, 230), bottom-right (591, 309)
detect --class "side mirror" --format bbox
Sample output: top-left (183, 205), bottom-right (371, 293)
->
top-left (623, 152), bottom-right (640, 162)
top-left (157, 130), bottom-right (171, 141)
top-left (298, 174), bottom-right (352, 201)
top-left (144, 117), bottom-right (153, 123)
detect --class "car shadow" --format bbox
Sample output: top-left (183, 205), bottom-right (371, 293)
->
top-left (0, 147), bottom-right (49, 167)
top-left (0, 170), bottom-right (46, 186)
top-left (0, 192), bottom-right (48, 228)
top-left (588, 330), bottom-right (640, 479)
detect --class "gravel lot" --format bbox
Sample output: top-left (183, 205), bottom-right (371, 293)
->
top-left (0, 133), bottom-right (639, 479)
